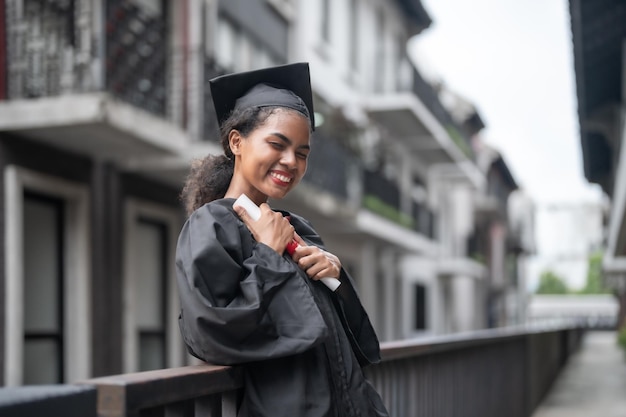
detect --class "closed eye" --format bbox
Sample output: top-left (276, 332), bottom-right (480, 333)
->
top-left (268, 133), bottom-right (310, 160)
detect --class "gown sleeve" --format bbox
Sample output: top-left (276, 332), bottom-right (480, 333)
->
top-left (175, 202), bottom-right (328, 365)
top-left (289, 214), bottom-right (382, 366)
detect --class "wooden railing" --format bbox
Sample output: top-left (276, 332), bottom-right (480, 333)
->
top-left (0, 325), bottom-right (583, 417)
top-left (367, 325), bottom-right (583, 417)
top-left (84, 365), bottom-right (243, 417)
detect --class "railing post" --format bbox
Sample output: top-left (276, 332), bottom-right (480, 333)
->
top-left (194, 395), bottom-right (221, 417)
top-left (222, 391), bottom-right (239, 417)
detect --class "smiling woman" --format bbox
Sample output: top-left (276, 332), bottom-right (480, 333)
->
top-left (175, 63), bottom-right (389, 417)
top-left (224, 108), bottom-right (310, 205)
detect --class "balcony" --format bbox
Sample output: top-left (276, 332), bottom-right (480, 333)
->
top-left (362, 168), bottom-right (410, 227)
top-left (202, 58), bottom-right (229, 143)
top-left (4, 0), bottom-right (167, 114)
top-left (0, 0), bottom-right (189, 165)
top-left (0, 325), bottom-right (585, 417)
top-left (105, 0), bottom-right (168, 117)
top-left (364, 68), bottom-right (475, 170)
top-left (303, 131), bottom-right (353, 200)
top-left (412, 200), bottom-right (436, 239)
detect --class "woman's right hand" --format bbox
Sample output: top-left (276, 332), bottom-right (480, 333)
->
top-left (234, 203), bottom-right (295, 253)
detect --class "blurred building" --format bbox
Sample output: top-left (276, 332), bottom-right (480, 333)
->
top-left (530, 201), bottom-right (607, 291)
top-left (443, 88), bottom-right (535, 328)
top-left (0, 0), bottom-right (531, 385)
top-left (569, 0), bottom-right (626, 327)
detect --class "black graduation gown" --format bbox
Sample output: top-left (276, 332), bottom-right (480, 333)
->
top-left (176, 199), bottom-right (389, 417)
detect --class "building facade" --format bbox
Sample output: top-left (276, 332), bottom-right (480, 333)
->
top-left (0, 0), bottom-right (529, 385)
top-left (569, 0), bottom-right (626, 328)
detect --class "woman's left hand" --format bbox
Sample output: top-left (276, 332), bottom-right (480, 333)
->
top-left (291, 234), bottom-right (342, 281)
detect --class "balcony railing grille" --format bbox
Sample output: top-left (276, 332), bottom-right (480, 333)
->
top-left (303, 132), bottom-right (353, 199)
top-left (363, 169), bottom-right (400, 210)
top-left (202, 57), bottom-right (228, 142)
top-left (412, 68), bottom-right (475, 160)
top-left (105, 0), bottom-right (167, 116)
top-left (362, 168), bottom-right (415, 227)
top-left (6, 0), bottom-right (73, 98)
top-left (4, 0), bottom-right (97, 99)
top-left (412, 200), bottom-right (436, 239)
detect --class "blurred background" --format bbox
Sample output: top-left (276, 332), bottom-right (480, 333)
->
top-left (0, 0), bottom-right (624, 397)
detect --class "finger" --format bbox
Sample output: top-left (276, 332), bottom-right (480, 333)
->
top-left (283, 216), bottom-right (295, 230)
top-left (234, 206), bottom-right (249, 222)
top-left (305, 262), bottom-right (328, 279)
top-left (297, 252), bottom-right (319, 270)
top-left (259, 203), bottom-right (272, 216)
top-left (293, 233), bottom-right (307, 246)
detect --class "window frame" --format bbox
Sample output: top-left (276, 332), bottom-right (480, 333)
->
top-left (22, 192), bottom-right (66, 384)
top-left (122, 198), bottom-right (183, 372)
top-left (4, 165), bottom-right (91, 386)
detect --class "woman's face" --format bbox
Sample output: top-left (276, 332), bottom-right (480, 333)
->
top-left (228, 109), bottom-right (311, 205)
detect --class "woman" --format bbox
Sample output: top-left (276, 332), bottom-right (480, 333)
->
top-left (176, 63), bottom-right (389, 417)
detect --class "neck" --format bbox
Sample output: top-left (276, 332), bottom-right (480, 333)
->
top-left (224, 182), bottom-right (267, 206)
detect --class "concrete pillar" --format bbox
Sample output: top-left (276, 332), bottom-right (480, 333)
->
top-left (452, 275), bottom-right (476, 332)
top-left (186, 0), bottom-right (204, 141)
top-left (381, 249), bottom-right (396, 341)
top-left (430, 275), bottom-right (445, 334)
top-left (400, 274), bottom-right (413, 338)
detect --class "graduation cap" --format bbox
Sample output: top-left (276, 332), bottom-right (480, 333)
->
top-left (209, 62), bottom-right (315, 131)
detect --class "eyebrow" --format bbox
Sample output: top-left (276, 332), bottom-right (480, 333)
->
top-left (271, 132), bottom-right (311, 150)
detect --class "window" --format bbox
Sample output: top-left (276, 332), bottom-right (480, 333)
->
top-left (214, 16), bottom-right (280, 72)
top-left (374, 10), bottom-right (385, 92)
top-left (506, 254), bottom-right (518, 286)
top-left (349, 0), bottom-right (359, 71)
top-left (414, 284), bottom-right (427, 330)
top-left (4, 166), bottom-right (91, 386)
top-left (135, 218), bottom-right (168, 371)
top-left (23, 193), bottom-right (65, 384)
top-left (123, 199), bottom-right (183, 372)
top-left (320, 0), bottom-right (331, 43)
top-left (235, 32), bottom-right (254, 72)
top-left (215, 18), bottom-right (237, 70)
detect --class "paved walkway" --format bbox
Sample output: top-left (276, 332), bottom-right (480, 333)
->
top-left (532, 331), bottom-right (626, 417)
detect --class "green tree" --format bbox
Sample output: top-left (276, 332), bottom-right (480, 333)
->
top-left (536, 270), bottom-right (569, 294)
top-left (578, 251), bottom-right (610, 294)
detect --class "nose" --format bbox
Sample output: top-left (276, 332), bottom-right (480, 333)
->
top-left (280, 150), bottom-right (297, 169)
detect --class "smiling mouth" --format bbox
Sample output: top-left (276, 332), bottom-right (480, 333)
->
top-left (270, 172), bottom-right (293, 183)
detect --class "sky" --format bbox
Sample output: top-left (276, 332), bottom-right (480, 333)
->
top-left (409, 0), bottom-right (605, 291)
top-left (409, 0), bottom-right (603, 206)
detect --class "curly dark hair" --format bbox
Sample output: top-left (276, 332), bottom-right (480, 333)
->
top-left (180, 106), bottom-right (310, 216)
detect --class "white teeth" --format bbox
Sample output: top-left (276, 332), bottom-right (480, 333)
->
top-left (271, 172), bottom-right (292, 183)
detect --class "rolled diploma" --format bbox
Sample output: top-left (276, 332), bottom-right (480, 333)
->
top-left (234, 194), bottom-right (341, 291)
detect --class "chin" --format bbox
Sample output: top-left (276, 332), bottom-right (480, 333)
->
top-left (266, 188), bottom-right (291, 200)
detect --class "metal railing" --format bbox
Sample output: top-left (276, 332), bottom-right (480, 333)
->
top-left (105, 0), bottom-right (168, 117)
top-left (202, 58), bottom-right (228, 143)
top-left (0, 325), bottom-right (583, 417)
top-left (367, 325), bottom-right (583, 417)
top-left (303, 131), bottom-right (355, 199)
top-left (411, 68), bottom-right (475, 160)
top-left (412, 200), bottom-right (436, 239)
top-left (363, 169), bottom-right (400, 211)
top-left (4, 0), bottom-right (169, 118)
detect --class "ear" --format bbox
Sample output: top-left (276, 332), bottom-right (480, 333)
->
top-left (228, 130), bottom-right (243, 156)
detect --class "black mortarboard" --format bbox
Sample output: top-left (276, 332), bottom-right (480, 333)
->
top-left (209, 62), bottom-right (315, 131)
